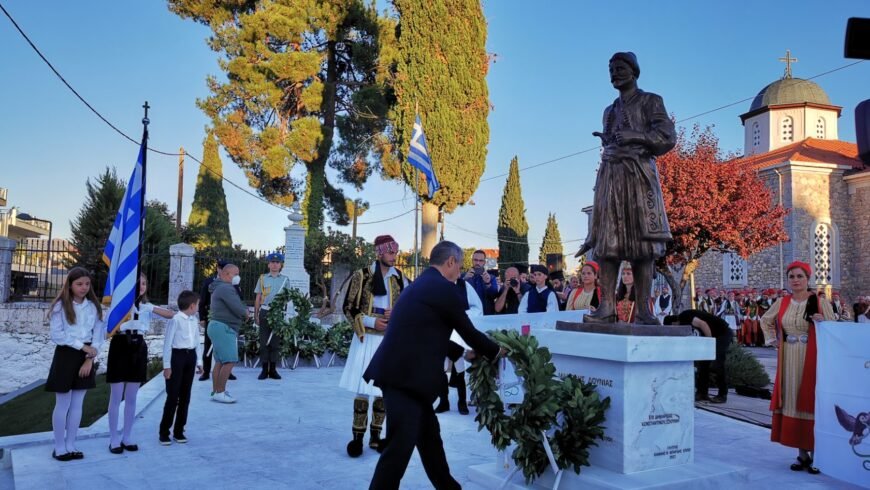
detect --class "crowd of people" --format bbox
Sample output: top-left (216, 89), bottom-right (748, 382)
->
top-left (41, 238), bottom-right (867, 486)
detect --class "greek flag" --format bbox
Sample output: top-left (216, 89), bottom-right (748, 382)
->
top-left (102, 133), bottom-right (147, 334)
top-left (408, 114), bottom-right (440, 199)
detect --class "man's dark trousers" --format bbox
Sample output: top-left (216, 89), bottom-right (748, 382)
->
top-left (697, 329), bottom-right (732, 398)
top-left (369, 387), bottom-right (460, 490)
top-left (160, 348), bottom-right (196, 438)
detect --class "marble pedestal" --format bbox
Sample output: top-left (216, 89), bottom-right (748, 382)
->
top-left (468, 325), bottom-right (748, 489)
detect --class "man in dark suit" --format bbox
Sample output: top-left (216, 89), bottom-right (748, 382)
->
top-left (664, 309), bottom-right (732, 403)
top-left (364, 241), bottom-right (502, 490)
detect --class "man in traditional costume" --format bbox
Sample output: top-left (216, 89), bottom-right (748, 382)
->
top-left (339, 235), bottom-right (408, 457)
top-left (576, 52), bottom-right (676, 325)
top-left (518, 264), bottom-right (558, 313)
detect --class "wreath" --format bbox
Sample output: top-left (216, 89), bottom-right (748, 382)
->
top-left (324, 320), bottom-right (353, 359)
top-left (467, 330), bottom-right (610, 484)
top-left (266, 288), bottom-right (327, 361)
top-left (238, 317), bottom-right (259, 361)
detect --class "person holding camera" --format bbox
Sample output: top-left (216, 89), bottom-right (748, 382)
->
top-left (494, 266), bottom-right (523, 315)
top-left (463, 249), bottom-right (498, 315)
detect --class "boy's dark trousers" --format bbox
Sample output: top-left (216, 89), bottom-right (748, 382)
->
top-left (160, 348), bottom-right (197, 438)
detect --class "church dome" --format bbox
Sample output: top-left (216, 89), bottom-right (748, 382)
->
top-left (749, 78), bottom-right (832, 112)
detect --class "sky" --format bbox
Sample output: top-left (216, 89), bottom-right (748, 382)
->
top-left (1, 1), bottom-right (868, 271)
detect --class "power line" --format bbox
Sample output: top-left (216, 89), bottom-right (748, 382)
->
top-left (475, 60), bottom-right (865, 185)
top-left (0, 1), bottom-right (295, 216)
top-left (450, 221), bottom-right (583, 246)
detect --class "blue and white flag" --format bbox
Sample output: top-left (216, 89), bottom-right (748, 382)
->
top-left (102, 134), bottom-right (147, 334)
top-left (408, 114), bottom-right (440, 199)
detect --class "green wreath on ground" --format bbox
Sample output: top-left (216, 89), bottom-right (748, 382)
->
top-left (265, 288), bottom-right (327, 361)
top-left (467, 330), bottom-right (610, 484)
top-left (324, 320), bottom-right (353, 359)
top-left (238, 317), bottom-right (259, 361)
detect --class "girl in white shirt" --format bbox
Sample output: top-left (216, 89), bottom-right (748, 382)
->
top-left (45, 267), bottom-right (105, 462)
top-left (106, 273), bottom-right (173, 454)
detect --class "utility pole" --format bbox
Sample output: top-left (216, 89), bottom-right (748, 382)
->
top-left (176, 147), bottom-right (184, 233)
top-left (351, 200), bottom-right (358, 240)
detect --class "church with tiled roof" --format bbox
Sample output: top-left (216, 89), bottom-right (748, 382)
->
top-left (693, 54), bottom-right (869, 302)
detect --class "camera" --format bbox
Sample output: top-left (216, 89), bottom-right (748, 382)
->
top-left (509, 278), bottom-right (519, 287)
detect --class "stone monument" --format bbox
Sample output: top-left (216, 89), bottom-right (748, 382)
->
top-left (282, 202), bottom-right (310, 297)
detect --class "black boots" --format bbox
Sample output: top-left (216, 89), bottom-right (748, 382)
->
top-left (348, 397), bottom-right (369, 457)
top-left (259, 362), bottom-right (282, 380)
top-left (268, 363), bottom-right (281, 380)
top-left (453, 372), bottom-right (469, 415)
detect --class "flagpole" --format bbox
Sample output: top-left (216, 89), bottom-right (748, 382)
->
top-left (414, 99), bottom-right (420, 278)
top-left (135, 101), bottom-right (149, 315)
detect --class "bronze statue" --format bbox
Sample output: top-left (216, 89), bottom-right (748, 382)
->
top-left (577, 52), bottom-right (676, 325)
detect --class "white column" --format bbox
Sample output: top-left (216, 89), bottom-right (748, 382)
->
top-left (283, 203), bottom-right (310, 297)
top-left (168, 243), bottom-right (195, 308)
top-left (0, 237), bottom-right (17, 303)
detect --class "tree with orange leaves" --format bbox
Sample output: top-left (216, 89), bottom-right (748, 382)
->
top-left (656, 125), bottom-right (789, 309)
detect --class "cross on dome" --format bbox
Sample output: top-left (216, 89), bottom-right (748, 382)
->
top-left (778, 50), bottom-right (798, 79)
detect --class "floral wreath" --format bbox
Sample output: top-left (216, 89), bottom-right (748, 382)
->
top-left (266, 288), bottom-right (326, 362)
top-left (467, 329), bottom-right (610, 483)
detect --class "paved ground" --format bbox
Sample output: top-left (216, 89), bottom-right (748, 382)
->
top-left (2, 364), bottom-right (862, 490)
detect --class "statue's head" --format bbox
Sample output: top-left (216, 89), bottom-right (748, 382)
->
top-left (609, 52), bottom-right (640, 90)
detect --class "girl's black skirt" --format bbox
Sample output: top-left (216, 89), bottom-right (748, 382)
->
top-left (45, 345), bottom-right (97, 393)
top-left (106, 333), bottom-right (147, 383)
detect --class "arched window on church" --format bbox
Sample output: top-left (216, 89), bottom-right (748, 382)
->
top-left (812, 222), bottom-right (838, 286)
top-left (722, 252), bottom-right (748, 288)
top-left (752, 122), bottom-right (760, 149)
top-left (781, 116), bottom-right (794, 142)
top-left (816, 117), bottom-right (826, 139)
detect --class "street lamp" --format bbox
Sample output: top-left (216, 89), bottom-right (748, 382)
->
top-left (16, 213), bottom-right (53, 298)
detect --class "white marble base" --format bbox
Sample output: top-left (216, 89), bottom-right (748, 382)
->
top-left (468, 457), bottom-right (749, 490)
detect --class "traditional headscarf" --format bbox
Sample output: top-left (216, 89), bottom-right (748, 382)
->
top-left (609, 52), bottom-right (640, 78)
top-left (374, 235), bottom-right (398, 256)
top-left (786, 261), bottom-right (812, 278)
top-left (582, 261), bottom-right (600, 275)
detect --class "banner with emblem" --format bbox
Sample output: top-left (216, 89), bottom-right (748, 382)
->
top-left (814, 321), bottom-right (870, 486)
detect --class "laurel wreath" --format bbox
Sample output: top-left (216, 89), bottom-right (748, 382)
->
top-left (266, 288), bottom-right (326, 361)
top-left (467, 330), bottom-right (610, 483)
top-left (324, 320), bottom-right (353, 359)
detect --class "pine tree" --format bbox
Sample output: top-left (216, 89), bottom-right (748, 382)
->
top-left (497, 157), bottom-right (529, 273)
top-left (187, 133), bottom-right (232, 250)
top-left (68, 167), bottom-right (125, 295)
top-left (169, 1), bottom-right (391, 233)
top-left (388, 0), bottom-right (490, 256)
top-left (538, 213), bottom-right (564, 264)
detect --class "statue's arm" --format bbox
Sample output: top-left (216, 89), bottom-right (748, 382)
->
top-left (642, 94), bottom-right (676, 156)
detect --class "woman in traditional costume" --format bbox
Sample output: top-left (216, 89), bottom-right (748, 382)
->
top-left (760, 261), bottom-right (835, 474)
top-left (566, 261), bottom-right (601, 312)
top-left (615, 263), bottom-right (636, 323)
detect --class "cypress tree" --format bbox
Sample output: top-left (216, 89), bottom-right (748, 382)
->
top-left (539, 213), bottom-right (564, 264)
top-left (497, 157), bottom-right (529, 273)
top-left (187, 133), bottom-right (232, 250)
top-left (389, 0), bottom-right (490, 256)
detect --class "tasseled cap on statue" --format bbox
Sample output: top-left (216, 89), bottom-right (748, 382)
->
top-left (786, 260), bottom-right (812, 277)
top-left (530, 264), bottom-right (548, 276)
top-left (610, 51), bottom-right (640, 78)
top-left (374, 235), bottom-right (398, 255)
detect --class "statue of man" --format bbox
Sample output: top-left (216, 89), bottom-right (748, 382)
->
top-left (577, 52), bottom-right (676, 325)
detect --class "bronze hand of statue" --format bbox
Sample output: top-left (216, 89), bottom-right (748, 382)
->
top-left (612, 129), bottom-right (644, 146)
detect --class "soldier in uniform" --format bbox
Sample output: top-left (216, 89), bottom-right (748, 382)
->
top-left (253, 252), bottom-right (289, 380)
top-left (339, 235), bottom-right (408, 457)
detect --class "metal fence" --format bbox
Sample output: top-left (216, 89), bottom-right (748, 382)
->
top-left (10, 239), bottom-right (168, 303)
top-left (10, 239), bottom-right (426, 306)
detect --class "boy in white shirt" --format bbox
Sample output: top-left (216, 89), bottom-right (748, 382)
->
top-left (159, 291), bottom-right (203, 445)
